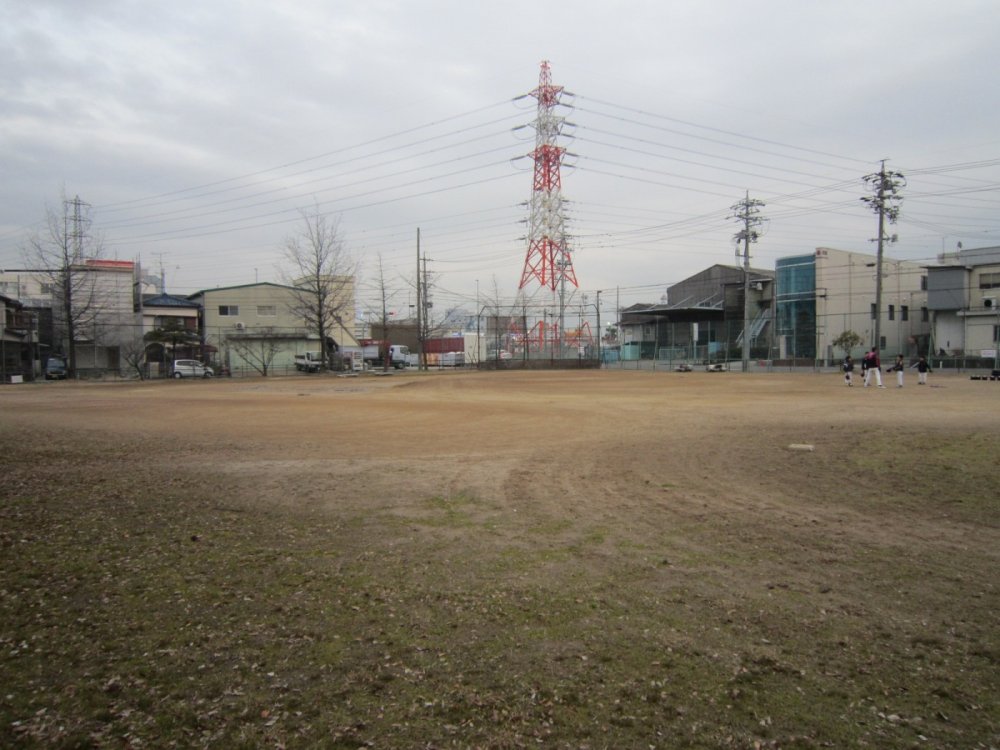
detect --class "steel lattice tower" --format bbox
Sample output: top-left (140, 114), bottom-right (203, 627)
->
top-left (519, 61), bottom-right (576, 293)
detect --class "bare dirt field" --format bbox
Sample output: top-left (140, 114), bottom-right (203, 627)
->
top-left (1, 369), bottom-right (998, 749)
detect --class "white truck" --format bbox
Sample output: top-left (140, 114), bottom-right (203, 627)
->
top-left (343, 341), bottom-right (410, 370)
top-left (293, 351), bottom-right (325, 373)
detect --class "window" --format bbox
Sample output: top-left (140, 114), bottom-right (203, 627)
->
top-left (979, 272), bottom-right (1000, 289)
top-left (218, 305), bottom-right (239, 316)
top-left (870, 303), bottom-right (877, 320)
top-left (921, 307), bottom-right (929, 322)
top-left (40, 283), bottom-right (56, 295)
top-left (901, 305), bottom-right (908, 321)
top-left (920, 275), bottom-right (928, 291)
top-left (888, 304), bottom-right (895, 321)
top-left (256, 305), bottom-right (276, 317)
top-left (0, 281), bottom-right (18, 295)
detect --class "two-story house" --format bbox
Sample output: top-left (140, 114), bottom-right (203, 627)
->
top-left (0, 260), bottom-right (139, 375)
top-left (0, 294), bottom-right (36, 381)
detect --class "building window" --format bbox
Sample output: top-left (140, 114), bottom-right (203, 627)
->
top-left (219, 305), bottom-right (239, 316)
top-left (921, 307), bottom-right (929, 322)
top-left (888, 304), bottom-right (895, 321)
top-left (257, 305), bottom-right (276, 317)
top-left (870, 303), bottom-right (877, 320)
top-left (901, 305), bottom-right (908, 321)
top-left (920, 275), bottom-right (928, 291)
top-left (40, 283), bottom-right (56, 295)
top-left (979, 272), bottom-right (1000, 289)
top-left (0, 281), bottom-right (18, 295)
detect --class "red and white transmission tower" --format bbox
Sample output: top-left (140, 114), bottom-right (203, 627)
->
top-left (519, 61), bottom-right (576, 293)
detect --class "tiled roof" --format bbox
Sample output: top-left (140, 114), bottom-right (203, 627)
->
top-left (143, 294), bottom-right (200, 308)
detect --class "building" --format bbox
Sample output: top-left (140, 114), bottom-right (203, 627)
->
top-left (190, 281), bottom-right (358, 374)
top-left (775, 247), bottom-right (929, 363)
top-left (0, 260), bottom-right (139, 375)
top-left (0, 294), bottom-right (36, 381)
top-left (926, 245), bottom-right (1000, 361)
top-left (619, 264), bottom-right (774, 363)
top-left (140, 293), bottom-right (203, 377)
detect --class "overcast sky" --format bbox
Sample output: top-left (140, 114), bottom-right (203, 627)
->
top-left (2, 0), bottom-right (998, 317)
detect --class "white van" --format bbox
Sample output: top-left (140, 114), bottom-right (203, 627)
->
top-left (171, 360), bottom-right (214, 379)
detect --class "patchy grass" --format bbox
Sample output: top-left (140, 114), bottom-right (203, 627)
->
top-left (1, 377), bottom-right (998, 748)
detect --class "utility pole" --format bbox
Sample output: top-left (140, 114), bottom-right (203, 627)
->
top-left (730, 192), bottom-right (766, 373)
top-left (596, 289), bottom-right (602, 366)
top-left (416, 228), bottom-right (423, 371)
top-left (420, 251), bottom-right (431, 371)
top-left (64, 195), bottom-right (90, 377)
top-left (862, 161), bottom-right (905, 355)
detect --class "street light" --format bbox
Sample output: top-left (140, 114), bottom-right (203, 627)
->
top-left (476, 303), bottom-right (490, 368)
top-left (578, 290), bottom-right (603, 366)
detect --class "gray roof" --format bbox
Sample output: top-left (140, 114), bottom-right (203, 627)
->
top-left (143, 294), bottom-right (200, 309)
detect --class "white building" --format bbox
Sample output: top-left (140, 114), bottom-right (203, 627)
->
top-left (775, 247), bottom-right (930, 363)
top-left (927, 245), bottom-right (1000, 360)
top-left (0, 260), bottom-right (139, 374)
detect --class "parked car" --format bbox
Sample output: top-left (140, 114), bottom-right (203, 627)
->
top-left (705, 363), bottom-right (728, 372)
top-left (674, 362), bottom-right (693, 372)
top-left (171, 359), bottom-right (214, 379)
top-left (44, 357), bottom-right (67, 380)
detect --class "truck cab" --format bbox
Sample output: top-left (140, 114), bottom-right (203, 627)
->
top-left (294, 351), bottom-right (325, 373)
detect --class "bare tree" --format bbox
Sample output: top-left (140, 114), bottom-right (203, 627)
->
top-left (118, 330), bottom-right (148, 380)
top-left (279, 207), bottom-right (357, 370)
top-left (369, 255), bottom-right (394, 372)
top-left (22, 195), bottom-right (106, 376)
top-left (227, 329), bottom-right (283, 376)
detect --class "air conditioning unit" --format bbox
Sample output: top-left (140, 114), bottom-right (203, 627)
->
top-left (234, 322), bottom-right (245, 330)
top-left (984, 297), bottom-right (997, 309)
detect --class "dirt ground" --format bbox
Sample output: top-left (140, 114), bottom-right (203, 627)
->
top-left (1, 368), bottom-right (998, 748)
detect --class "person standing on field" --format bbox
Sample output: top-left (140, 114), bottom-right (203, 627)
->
top-left (843, 354), bottom-right (855, 386)
top-left (891, 353), bottom-right (905, 387)
top-left (912, 355), bottom-right (931, 385)
top-left (862, 347), bottom-right (884, 388)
